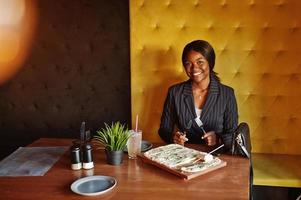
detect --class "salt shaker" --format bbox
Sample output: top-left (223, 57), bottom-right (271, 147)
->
top-left (70, 144), bottom-right (82, 170)
top-left (82, 143), bottom-right (94, 169)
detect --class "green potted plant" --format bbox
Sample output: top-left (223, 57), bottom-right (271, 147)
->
top-left (94, 122), bottom-right (130, 165)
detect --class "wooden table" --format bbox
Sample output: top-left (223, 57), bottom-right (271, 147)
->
top-left (0, 138), bottom-right (250, 200)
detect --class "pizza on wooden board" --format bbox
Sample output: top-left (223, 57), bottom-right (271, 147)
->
top-left (143, 144), bottom-right (222, 173)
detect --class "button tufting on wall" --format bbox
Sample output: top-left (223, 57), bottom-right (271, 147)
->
top-left (68, 124), bottom-right (73, 130)
top-left (30, 64), bottom-right (36, 70)
top-left (18, 83), bottom-right (25, 90)
top-left (139, 0), bottom-right (145, 8)
top-left (289, 23), bottom-right (299, 33)
top-left (207, 22), bottom-right (214, 31)
top-left (153, 69), bottom-right (159, 74)
top-left (275, 95), bottom-right (282, 101)
top-left (139, 88), bottom-right (145, 94)
top-left (247, 49), bottom-right (255, 56)
top-left (44, 122), bottom-right (51, 129)
top-left (65, 83), bottom-right (72, 90)
top-left (50, 23), bottom-right (56, 30)
top-left (180, 24), bottom-right (187, 31)
top-left (289, 73), bottom-right (299, 80)
top-left (9, 102), bottom-right (15, 110)
top-left (165, 0), bottom-right (172, 7)
top-left (261, 116), bottom-right (267, 121)
top-left (78, 64), bottom-right (83, 73)
top-left (234, 71), bottom-right (241, 77)
top-left (220, 0), bottom-right (228, 8)
top-left (76, 24), bottom-right (81, 31)
top-left (89, 43), bottom-right (94, 53)
top-left (249, 0), bottom-right (255, 7)
top-left (166, 45), bottom-right (172, 52)
top-left (152, 23), bottom-right (160, 30)
top-left (40, 43), bottom-right (47, 50)
top-left (247, 93), bottom-right (255, 99)
top-left (64, 43), bottom-right (70, 51)
top-left (289, 116), bottom-right (297, 122)
top-left (273, 139), bottom-right (283, 145)
top-left (54, 64), bottom-right (60, 71)
top-left (59, 1), bottom-right (67, 9)
top-left (275, 49), bottom-right (285, 56)
top-left (262, 23), bottom-right (271, 31)
top-left (234, 23), bottom-right (242, 32)
top-left (114, 44), bottom-right (120, 51)
top-left (114, 86), bottom-right (121, 92)
top-left (220, 45), bottom-right (228, 54)
top-left (33, 103), bottom-right (39, 111)
top-left (55, 104), bottom-right (61, 111)
top-left (23, 122), bottom-right (28, 129)
top-left (233, 22), bottom-right (242, 30)
top-left (90, 85), bottom-right (96, 92)
top-left (43, 83), bottom-right (48, 90)
top-left (262, 72), bottom-right (270, 78)
top-left (80, 105), bottom-right (85, 110)
top-left (275, 1), bottom-right (286, 8)
top-left (193, 0), bottom-right (200, 7)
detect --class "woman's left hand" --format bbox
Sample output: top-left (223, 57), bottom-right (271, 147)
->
top-left (202, 131), bottom-right (217, 146)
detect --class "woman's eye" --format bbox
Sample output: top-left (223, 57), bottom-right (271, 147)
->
top-left (197, 61), bottom-right (203, 65)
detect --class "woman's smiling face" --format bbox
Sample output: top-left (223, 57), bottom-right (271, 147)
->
top-left (183, 50), bottom-right (210, 83)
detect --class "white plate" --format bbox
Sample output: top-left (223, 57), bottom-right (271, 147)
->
top-left (71, 175), bottom-right (117, 196)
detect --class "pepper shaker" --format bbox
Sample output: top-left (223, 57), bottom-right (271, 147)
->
top-left (70, 144), bottom-right (82, 170)
top-left (82, 143), bottom-right (94, 169)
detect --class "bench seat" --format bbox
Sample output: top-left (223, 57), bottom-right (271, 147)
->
top-left (252, 153), bottom-right (301, 188)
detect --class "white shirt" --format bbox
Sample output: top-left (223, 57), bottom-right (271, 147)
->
top-left (195, 107), bottom-right (202, 118)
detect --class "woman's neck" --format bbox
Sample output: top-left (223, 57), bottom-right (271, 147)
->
top-left (191, 77), bottom-right (210, 92)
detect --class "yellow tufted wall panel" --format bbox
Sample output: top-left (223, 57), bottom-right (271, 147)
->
top-left (130, 0), bottom-right (301, 155)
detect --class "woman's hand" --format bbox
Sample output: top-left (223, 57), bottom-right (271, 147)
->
top-left (202, 131), bottom-right (217, 146)
top-left (173, 131), bottom-right (188, 145)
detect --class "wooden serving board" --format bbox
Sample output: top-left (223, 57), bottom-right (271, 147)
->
top-left (139, 154), bottom-right (227, 180)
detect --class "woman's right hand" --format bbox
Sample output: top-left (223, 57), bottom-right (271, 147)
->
top-left (173, 131), bottom-right (188, 145)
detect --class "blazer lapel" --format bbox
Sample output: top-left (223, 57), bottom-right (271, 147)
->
top-left (182, 80), bottom-right (196, 119)
top-left (200, 76), bottom-right (220, 122)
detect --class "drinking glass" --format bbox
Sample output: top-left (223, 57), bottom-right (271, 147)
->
top-left (127, 130), bottom-right (142, 159)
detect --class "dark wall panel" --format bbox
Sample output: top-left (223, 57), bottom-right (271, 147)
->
top-left (0, 0), bottom-right (130, 159)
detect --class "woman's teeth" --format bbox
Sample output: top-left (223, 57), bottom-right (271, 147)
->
top-left (193, 72), bottom-right (201, 76)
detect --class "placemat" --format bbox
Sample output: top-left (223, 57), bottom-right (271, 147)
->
top-left (0, 146), bottom-right (68, 176)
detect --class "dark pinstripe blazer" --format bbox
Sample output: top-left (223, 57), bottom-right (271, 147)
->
top-left (158, 75), bottom-right (238, 150)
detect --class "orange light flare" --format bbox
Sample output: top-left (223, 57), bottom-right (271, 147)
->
top-left (0, 0), bottom-right (38, 85)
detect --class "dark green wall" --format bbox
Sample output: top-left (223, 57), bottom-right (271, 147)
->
top-left (0, 0), bottom-right (131, 159)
